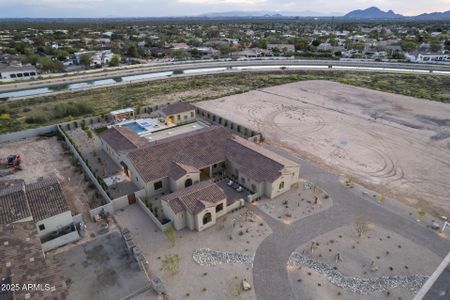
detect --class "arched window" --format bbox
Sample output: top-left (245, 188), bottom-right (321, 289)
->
top-left (203, 212), bottom-right (212, 225)
top-left (185, 178), bottom-right (193, 188)
top-left (279, 181), bottom-right (285, 190)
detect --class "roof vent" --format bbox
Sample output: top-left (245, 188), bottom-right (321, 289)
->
top-left (6, 262), bottom-right (11, 267)
top-left (29, 257), bottom-right (34, 262)
top-left (3, 241), bottom-right (8, 246)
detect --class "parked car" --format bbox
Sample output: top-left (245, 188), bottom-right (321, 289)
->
top-left (236, 186), bottom-right (243, 192)
top-left (227, 180), bottom-right (234, 186)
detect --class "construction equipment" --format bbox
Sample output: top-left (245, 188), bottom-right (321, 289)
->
top-left (0, 154), bottom-right (22, 177)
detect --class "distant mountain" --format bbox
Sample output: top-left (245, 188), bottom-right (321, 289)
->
top-left (344, 7), bottom-right (403, 19)
top-left (415, 10), bottom-right (450, 20)
top-left (199, 10), bottom-right (342, 18)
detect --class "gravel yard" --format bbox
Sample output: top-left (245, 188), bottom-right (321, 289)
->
top-left (115, 204), bottom-right (271, 300)
top-left (287, 224), bottom-right (442, 300)
top-left (255, 180), bottom-right (332, 224)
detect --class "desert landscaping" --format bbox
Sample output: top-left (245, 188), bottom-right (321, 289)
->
top-left (287, 223), bottom-right (442, 300)
top-left (195, 80), bottom-right (450, 217)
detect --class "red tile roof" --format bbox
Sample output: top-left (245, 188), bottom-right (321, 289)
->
top-left (26, 178), bottom-right (70, 222)
top-left (100, 126), bottom-right (149, 153)
top-left (168, 162), bottom-right (199, 181)
top-left (161, 102), bottom-right (195, 116)
top-left (161, 181), bottom-right (226, 215)
top-left (0, 222), bottom-right (68, 299)
top-left (0, 180), bottom-right (31, 224)
top-left (128, 126), bottom-right (297, 183)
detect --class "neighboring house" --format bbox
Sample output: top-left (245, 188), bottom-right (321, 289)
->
top-left (161, 181), bottom-right (227, 231)
top-left (0, 178), bottom-right (77, 243)
top-left (0, 64), bottom-right (37, 80)
top-left (74, 50), bottom-right (114, 66)
top-left (405, 52), bottom-right (449, 63)
top-left (0, 179), bottom-right (32, 224)
top-left (267, 44), bottom-right (295, 52)
top-left (0, 222), bottom-right (68, 299)
top-left (160, 102), bottom-right (196, 125)
top-left (25, 178), bottom-right (73, 238)
top-left (100, 126), bottom-right (149, 167)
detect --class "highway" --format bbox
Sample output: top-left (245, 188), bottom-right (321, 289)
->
top-left (1, 59), bottom-right (450, 100)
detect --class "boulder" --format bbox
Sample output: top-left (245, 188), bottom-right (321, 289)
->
top-left (242, 279), bottom-right (252, 291)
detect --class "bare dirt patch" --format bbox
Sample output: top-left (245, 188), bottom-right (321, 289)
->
top-left (115, 204), bottom-right (272, 300)
top-left (287, 224), bottom-right (442, 300)
top-left (195, 80), bottom-right (450, 217)
top-left (0, 136), bottom-right (95, 219)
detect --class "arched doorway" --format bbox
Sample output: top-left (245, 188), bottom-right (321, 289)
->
top-left (185, 178), bottom-right (193, 188)
top-left (202, 212), bottom-right (212, 225)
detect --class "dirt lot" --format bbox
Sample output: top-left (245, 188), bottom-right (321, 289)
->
top-left (115, 204), bottom-right (271, 300)
top-left (0, 136), bottom-right (95, 221)
top-left (55, 231), bottom-right (149, 300)
top-left (195, 80), bottom-right (450, 217)
top-left (287, 224), bottom-right (442, 300)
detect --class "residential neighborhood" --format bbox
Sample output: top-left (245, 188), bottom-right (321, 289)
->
top-left (1, 3), bottom-right (450, 300)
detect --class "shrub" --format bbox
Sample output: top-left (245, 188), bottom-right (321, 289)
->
top-left (25, 113), bottom-right (48, 124)
top-left (161, 254), bottom-right (181, 276)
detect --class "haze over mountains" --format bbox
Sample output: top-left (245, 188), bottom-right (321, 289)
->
top-left (200, 7), bottom-right (450, 20)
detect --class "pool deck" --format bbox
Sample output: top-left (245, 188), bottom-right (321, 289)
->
top-left (142, 121), bottom-right (209, 142)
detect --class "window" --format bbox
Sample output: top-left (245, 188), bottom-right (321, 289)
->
top-left (177, 115), bottom-right (181, 121)
top-left (154, 181), bottom-right (163, 190)
top-left (38, 224), bottom-right (45, 231)
top-left (185, 178), bottom-right (192, 188)
top-left (216, 203), bottom-right (223, 213)
top-left (191, 112), bottom-right (194, 118)
top-left (203, 212), bottom-right (212, 225)
top-left (241, 177), bottom-right (246, 184)
top-left (184, 115), bottom-right (187, 120)
top-left (279, 181), bottom-right (285, 190)
top-left (251, 184), bottom-right (256, 192)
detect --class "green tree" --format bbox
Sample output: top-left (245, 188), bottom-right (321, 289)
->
top-left (79, 54), bottom-right (91, 67)
top-left (109, 54), bottom-right (120, 67)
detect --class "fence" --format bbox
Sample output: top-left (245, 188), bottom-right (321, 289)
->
top-left (57, 125), bottom-right (113, 220)
top-left (195, 107), bottom-right (262, 142)
top-left (0, 124), bottom-right (57, 143)
top-left (41, 230), bottom-right (80, 252)
top-left (112, 194), bottom-right (131, 211)
top-left (137, 196), bottom-right (172, 231)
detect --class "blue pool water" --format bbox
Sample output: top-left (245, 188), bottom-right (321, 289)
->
top-left (122, 122), bottom-right (146, 133)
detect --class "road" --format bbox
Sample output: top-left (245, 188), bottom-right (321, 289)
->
top-left (250, 144), bottom-right (450, 300)
top-left (1, 59), bottom-right (450, 95)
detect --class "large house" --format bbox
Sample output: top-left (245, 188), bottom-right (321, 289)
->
top-left (99, 104), bottom-right (300, 231)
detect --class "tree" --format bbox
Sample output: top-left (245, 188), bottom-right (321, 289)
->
top-left (401, 41), bottom-right (417, 52)
top-left (109, 54), bottom-right (120, 67)
top-left (79, 54), bottom-right (91, 67)
top-left (127, 44), bottom-right (139, 58)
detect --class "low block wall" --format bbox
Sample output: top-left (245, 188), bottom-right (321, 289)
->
top-left (41, 230), bottom-right (80, 252)
top-left (0, 125), bottom-right (56, 143)
top-left (89, 202), bottom-right (114, 220)
top-left (112, 194), bottom-right (130, 211)
top-left (137, 197), bottom-right (172, 231)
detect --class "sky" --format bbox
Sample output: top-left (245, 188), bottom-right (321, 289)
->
top-left (0, 0), bottom-right (449, 18)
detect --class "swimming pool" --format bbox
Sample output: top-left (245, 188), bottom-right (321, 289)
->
top-left (121, 122), bottom-right (147, 133)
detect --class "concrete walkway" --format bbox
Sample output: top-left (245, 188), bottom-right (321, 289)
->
top-left (251, 144), bottom-right (450, 300)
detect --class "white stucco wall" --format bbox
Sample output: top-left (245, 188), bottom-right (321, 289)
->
top-left (36, 211), bottom-right (73, 238)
